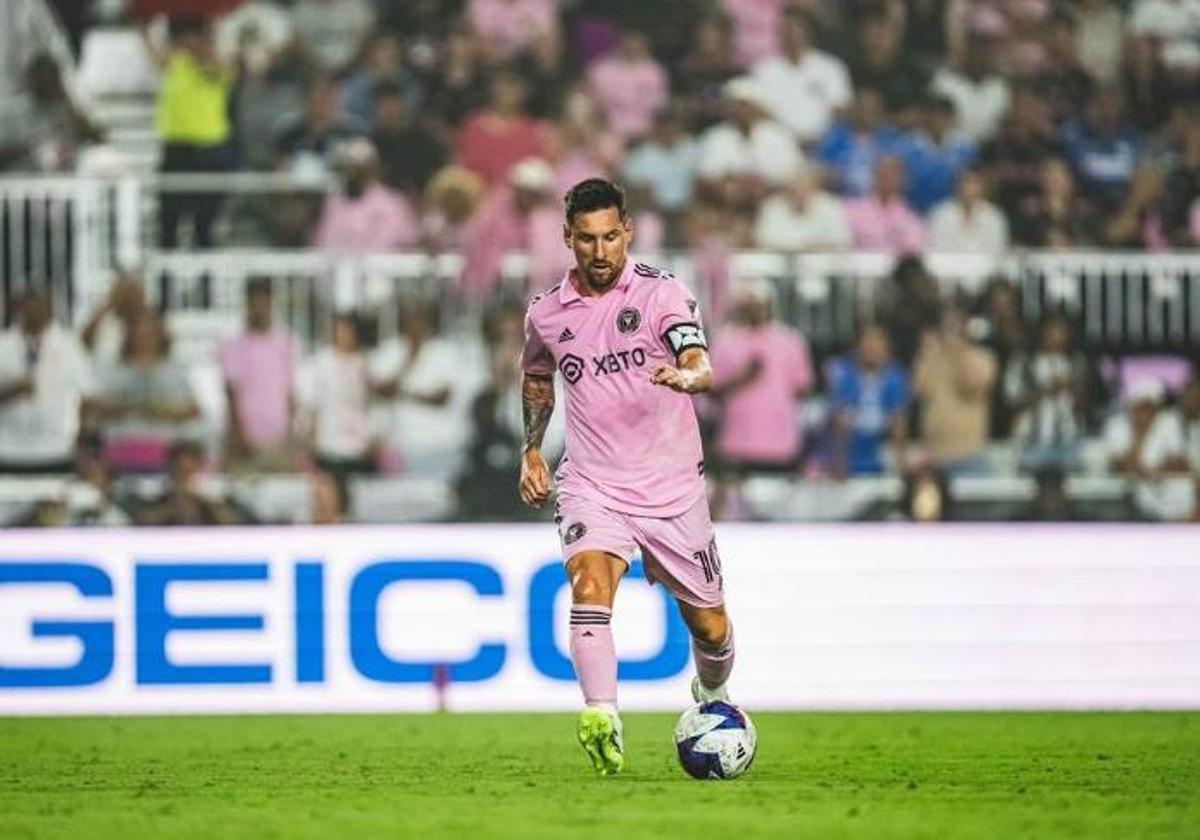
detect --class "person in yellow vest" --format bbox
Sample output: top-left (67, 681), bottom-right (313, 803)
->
top-left (155, 17), bottom-right (234, 249)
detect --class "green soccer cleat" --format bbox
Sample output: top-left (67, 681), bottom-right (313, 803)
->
top-left (577, 706), bottom-right (625, 776)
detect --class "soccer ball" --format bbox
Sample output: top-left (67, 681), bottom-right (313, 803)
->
top-left (673, 700), bottom-right (757, 779)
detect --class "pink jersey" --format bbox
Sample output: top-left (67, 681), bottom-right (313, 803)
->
top-left (522, 258), bottom-right (708, 517)
top-left (711, 323), bottom-right (813, 464)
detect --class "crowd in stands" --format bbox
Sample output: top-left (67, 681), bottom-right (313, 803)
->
top-left (2, 0), bottom-right (1200, 270)
top-left (2, 0), bottom-right (1200, 524)
top-left (2, 257), bottom-right (1199, 524)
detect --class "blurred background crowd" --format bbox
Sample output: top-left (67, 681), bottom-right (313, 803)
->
top-left (0, 0), bottom-right (1199, 526)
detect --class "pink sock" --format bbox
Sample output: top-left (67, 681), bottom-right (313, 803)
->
top-left (569, 605), bottom-right (617, 707)
top-left (693, 625), bottom-right (734, 690)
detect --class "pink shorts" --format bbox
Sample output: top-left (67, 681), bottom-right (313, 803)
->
top-left (554, 492), bottom-right (724, 608)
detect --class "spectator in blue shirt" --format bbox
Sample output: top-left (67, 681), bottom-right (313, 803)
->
top-left (815, 87), bottom-right (904, 198)
top-left (1062, 87), bottom-right (1143, 211)
top-left (340, 32), bottom-right (420, 129)
top-left (828, 325), bottom-right (910, 477)
top-left (622, 108), bottom-right (699, 218)
top-left (901, 96), bottom-right (977, 215)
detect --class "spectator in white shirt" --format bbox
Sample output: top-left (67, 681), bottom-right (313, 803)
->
top-left (298, 313), bottom-right (390, 517)
top-left (754, 164), bottom-right (851, 251)
top-left (750, 7), bottom-right (852, 143)
top-left (0, 291), bottom-right (94, 472)
top-left (0, 0), bottom-right (76, 102)
top-left (86, 312), bottom-right (202, 475)
top-left (369, 301), bottom-right (470, 476)
top-left (697, 76), bottom-right (802, 194)
top-left (1105, 378), bottom-right (1194, 520)
top-left (928, 169), bottom-right (1010, 256)
top-left (930, 33), bottom-right (1012, 143)
top-left (1075, 0), bottom-right (1126, 85)
top-left (290, 0), bottom-right (376, 74)
top-left (1130, 0), bottom-right (1200, 73)
top-left (1003, 314), bottom-right (1087, 473)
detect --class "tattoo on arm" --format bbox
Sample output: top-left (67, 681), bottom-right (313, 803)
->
top-left (521, 373), bottom-right (555, 451)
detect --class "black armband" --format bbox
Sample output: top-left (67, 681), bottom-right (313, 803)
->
top-left (662, 322), bottom-right (708, 357)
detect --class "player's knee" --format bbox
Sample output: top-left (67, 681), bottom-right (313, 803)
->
top-left (690, 611), bottom-right (729, 647)
top-left (571, 572), bottom-right (612, 606)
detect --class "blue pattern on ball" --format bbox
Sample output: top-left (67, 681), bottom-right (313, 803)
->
top-left (676, 734), bottom-right (725, 779)
top-left (699, 701), bottom-right (747, 730)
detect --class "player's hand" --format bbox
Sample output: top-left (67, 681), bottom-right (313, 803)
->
top-left (650, 365), bottom-right (696, 393)
top-left (520, 448), bottom-right (552, 509)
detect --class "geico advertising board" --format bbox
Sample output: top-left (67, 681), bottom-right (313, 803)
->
top-left (1, 525), bottom-right (1198, 714)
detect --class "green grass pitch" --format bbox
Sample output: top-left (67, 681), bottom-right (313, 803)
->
top-left (2, 712), bottom-right (1197, 838)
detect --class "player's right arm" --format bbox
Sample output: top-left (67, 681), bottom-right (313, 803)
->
top-left (519, 303), bottom-right (556, 509)
top-left (520, 371), bottom-right (555, 508)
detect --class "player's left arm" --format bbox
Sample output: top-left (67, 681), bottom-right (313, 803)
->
top-left (651, 275), bottom-right (713, 394)
top-left (650, 347), bottom-right (713, 394)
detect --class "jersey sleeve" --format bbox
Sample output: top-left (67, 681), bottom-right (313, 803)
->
top-left (520, 306), bottom-right (555, 376)
top-left (655, 275), bottom-right (708, 360)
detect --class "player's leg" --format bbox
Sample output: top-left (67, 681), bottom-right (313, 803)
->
top-left (565, 550), bottom-right (629, 712)
top-left (567, 551), bottom-right (629, 775)
top-left (676, 600), bottom-right (735, 703)
top-left (633, 496), bottom-right (736, 702)
top-left (556, 495), bottom-right (636, 775)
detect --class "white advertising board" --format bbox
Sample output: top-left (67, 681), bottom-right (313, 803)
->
top-left (1, 524), bottom-right (1197, 714)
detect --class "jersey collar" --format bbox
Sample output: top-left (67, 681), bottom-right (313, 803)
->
top-left (559, 258), bottom-right (635, 305)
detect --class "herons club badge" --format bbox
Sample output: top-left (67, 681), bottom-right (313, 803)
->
top-left (616, 307), bottom-right (641, 334)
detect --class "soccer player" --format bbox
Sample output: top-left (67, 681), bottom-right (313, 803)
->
top-left (519, 178), bottom-right (735, 776)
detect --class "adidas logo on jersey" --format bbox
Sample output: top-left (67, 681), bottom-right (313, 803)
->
top-left (558, 327), bottom-right (576, 343)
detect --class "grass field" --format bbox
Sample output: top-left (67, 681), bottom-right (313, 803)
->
top-left (1, 712), bottom-right (1197, 839)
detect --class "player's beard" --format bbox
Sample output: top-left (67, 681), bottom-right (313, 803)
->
top-left (583, 257), bottom-right (622, 291)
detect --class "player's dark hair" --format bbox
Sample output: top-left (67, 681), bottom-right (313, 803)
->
top-left (563, 178), bottom-right (629, 225)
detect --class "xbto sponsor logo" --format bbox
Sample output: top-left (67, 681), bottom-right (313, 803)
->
top-left (592, 348), bottom-right (647, 376)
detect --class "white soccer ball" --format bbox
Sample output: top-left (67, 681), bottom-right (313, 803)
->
top-left (673, 700), bottom-right (757, 779)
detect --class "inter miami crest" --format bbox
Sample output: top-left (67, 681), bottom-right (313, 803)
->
top-left (564, 522), bottom-right (588, 545)
top-left (616, 307), bottom-right (641, 334)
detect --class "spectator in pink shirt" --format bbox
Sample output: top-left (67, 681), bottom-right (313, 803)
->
top-left (721, 0), bottom-right (781, 69)
top-left (548, 87), bottom-right (622, 197)
top-left (455, 71), bottom-right (550, 188)
top-left (459, 157), bottom-right (569, 301)
top-left (845, 156), bottom-right (927, 256)
top-left (218, 277), bottom-right (299, 473)
top-left (586, 30), bottom-right (669, 144)
top-left (468, 0), bottom-right (558, 63)
top-left (710, 278), bottom-right (814, 473)
top-left (312, 139), bottom-right (419, 251)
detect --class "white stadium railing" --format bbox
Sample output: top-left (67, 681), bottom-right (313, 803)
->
top-left (0, 176), bottom-right (140, 321)
top-left (3, 175), bottom-right (1200, 353)
top-left (140, 249), bottom-right (1200, 354)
